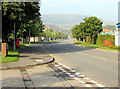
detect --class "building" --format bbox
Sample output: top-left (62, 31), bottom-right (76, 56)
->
top-left (100, 29), bottom-right (114, 35)
top-left (115, 23), bottom-right (120, 46)
top-left (115, 1), bottom-right (120, 46)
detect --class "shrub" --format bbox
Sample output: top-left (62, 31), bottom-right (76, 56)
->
top-left (108, 45), bottom-right (120, 49)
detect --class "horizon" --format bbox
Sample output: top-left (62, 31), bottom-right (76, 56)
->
top-left (41, 14), bottom-right (116, 26)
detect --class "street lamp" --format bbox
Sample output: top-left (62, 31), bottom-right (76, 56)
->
top-left (13, 18), bottom-right (16, 50)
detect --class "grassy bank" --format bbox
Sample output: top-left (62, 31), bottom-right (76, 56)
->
top-left (74, 41), bottom-right (120, 52)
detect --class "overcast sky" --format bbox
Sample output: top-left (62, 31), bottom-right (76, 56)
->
top-left (41, 0), bottom-right (119, 22)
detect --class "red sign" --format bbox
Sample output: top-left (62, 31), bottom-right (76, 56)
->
top-left (104, 40), bottom-right (112, 46)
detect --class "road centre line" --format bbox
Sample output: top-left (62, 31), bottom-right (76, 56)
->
top-left (91, 55), bottom-right (107, 61)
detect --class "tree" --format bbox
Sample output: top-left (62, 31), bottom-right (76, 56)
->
top-left (71, 17), bottom-right (103, 44)
top-left (83, 17), bottom-right (103, 44)
top-left (71, 25), bottom-right (81, 40)
top-left (43, 29), bottom-right (66, 41)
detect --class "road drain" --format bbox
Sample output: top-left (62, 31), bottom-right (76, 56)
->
top-left (20, 68), bottom-right (35, 89)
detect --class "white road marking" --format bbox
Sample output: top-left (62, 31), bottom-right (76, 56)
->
top-left (52, 61), bottom-right (105, 87)
top-left (74, 78), bottom-right (80, 80)
top-left (65, 67), bottom-right (71, 69)
top-left (78, 52), bottom-right (107, 61)
top-left (89, 80), bottom-right (98, 84)
top-left (85, 84), bottom-right (92, 87)
top-left (80, 75), bottom-right (85, 77)
top-left (66, 73), bottom-right (71, 75)
top-left (76, 72), bottom-right (81, 75)
top-left (96, 84), bottom-right (105, 87)
top-left (84, 77), bottom-right (91, 80)
top-left (79, 81), bottom-right (85, 84)
top-left (91, 56), bottom-right (107, 61)
top-left (58, 63), bottom-right (63, 65)
top-left (54, 65), bottom-right (59, 67)
top-left (35, 60), bottom-right (43, 62)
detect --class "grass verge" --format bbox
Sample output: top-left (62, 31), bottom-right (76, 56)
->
top-left (0, 40), bottom-right (58, 63)
top-left (0, 46), bottom-right (20, 63)
top-left (74, 41), bottom-right (120, 52)
top-left (0, 42), bottom-right (33, 63)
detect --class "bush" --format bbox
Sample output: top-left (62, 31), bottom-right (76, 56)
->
top-left (108, 45), bottom-right (120, 49)
top-left (96, 35), bottom-right (115, 46)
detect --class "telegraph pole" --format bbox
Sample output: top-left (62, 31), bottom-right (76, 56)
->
top-left (14, 20), bottom-right (16, 50)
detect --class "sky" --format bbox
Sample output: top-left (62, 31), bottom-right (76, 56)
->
top-left (41, 0), bottom-right (119, 22)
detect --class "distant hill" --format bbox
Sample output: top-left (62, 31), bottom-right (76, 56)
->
top-left (44, 24), bottom-right (71, 34)
top-left (42, 14), bottom-right (90, 25)
top-left (44, 24), bottom-right (62, 31)
top-left (42, 14), bottom-right (116, 34)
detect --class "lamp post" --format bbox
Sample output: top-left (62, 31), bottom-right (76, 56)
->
top-left (29, 28), bottom-right (30, 44)
top-left (13, 19), bottom-right (16, 50)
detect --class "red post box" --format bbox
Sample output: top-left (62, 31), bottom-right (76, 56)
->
top-left (16, 39), bottom-right (20, 48)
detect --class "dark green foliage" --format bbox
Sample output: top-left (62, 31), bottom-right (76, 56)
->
top-left (96, 35), bottom-right (115, 46)
top-left (71, 16), bottom-right (103, 44)
top-left (2, 2), bottom-right (43, 42)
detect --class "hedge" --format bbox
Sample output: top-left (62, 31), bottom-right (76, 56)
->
top-left (96, 35), bottom-right (115, 46)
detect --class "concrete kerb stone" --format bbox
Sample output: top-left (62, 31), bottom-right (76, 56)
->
top-left (0, 58), bottom-right (55, 70)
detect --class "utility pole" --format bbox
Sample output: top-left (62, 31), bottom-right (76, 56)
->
top-left (29, 28), bottom-right (30, 44)
top-left (14, 20), bottom-right (16, 50)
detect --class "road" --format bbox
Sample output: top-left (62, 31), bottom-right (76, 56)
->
top-left (44, 39), bottom-right (118, 87)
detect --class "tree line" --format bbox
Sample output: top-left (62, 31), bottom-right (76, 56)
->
top-left (40, 29), bottom-right (67, 41)
top-left (71, 17), bottom-right (103, 44)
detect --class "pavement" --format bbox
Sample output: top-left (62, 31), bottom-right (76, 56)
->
top-left (0, 44), bottom-right (54, 70)
top-left (1, 61), bottom-right (108, 89)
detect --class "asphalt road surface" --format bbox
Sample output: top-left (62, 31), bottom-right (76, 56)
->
top-left (44, 39), bottom-right (118, 87)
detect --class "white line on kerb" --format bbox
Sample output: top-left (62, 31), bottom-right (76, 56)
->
top-left (79, 81), bottom-right (85, 84)
top-left (84, 77), bottom-right (90, 80)
top-left (89, 80), bottom-right (98, 84)
top-left (74, 78), bottom-right (79, 80)
top-left (96, 84), bottom-right (105, 87)
top-left (85, 84), bottom-right (92, 87)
